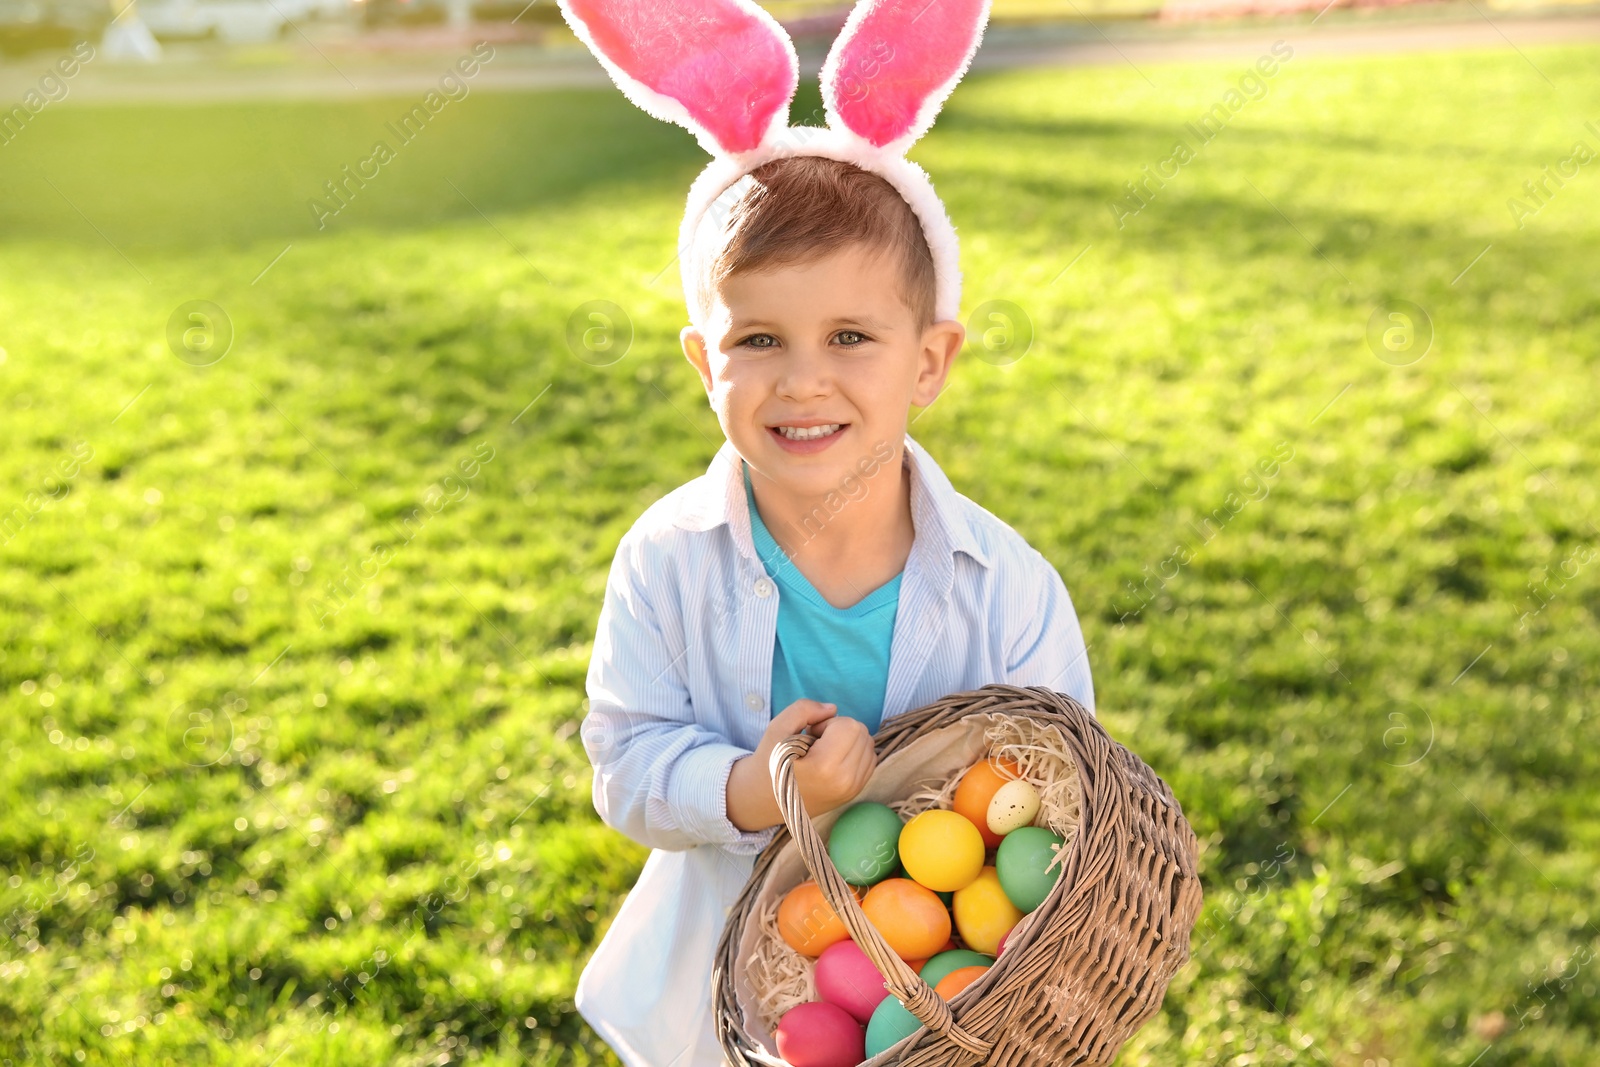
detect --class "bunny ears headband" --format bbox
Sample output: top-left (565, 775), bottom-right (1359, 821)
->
top-left (557, 0), bottom-right (993, 328)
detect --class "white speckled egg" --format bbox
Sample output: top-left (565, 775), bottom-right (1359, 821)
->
top-left (986, 779), bottom-right (1040, 836)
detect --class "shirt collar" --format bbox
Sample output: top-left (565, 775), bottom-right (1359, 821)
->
top-left (671, 433), bottom-right (992, 582)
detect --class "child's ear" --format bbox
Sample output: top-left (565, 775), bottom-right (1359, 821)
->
top-left (911, 318), bottom-right (965, 407)
top-left (680, 325), bottom-right (714, 398)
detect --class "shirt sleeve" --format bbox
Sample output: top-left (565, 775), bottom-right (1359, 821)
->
top-left (582, 529), bottom-right (781, 856)
top-left (1004, 547), bottom-right (1096, 716)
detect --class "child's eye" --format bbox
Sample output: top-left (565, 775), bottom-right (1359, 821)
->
top-left (834, 330), bottom-right (870, 346)
top-left (737, 333), bottom-right (778, 349)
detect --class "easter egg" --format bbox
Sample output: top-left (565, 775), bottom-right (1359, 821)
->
top-left (774, 1000), bottom-right (865, 1067)
top-left (861, 878), bottom-right (950, 960)
top-left (996, 826), bottom-right (1066, 912)
top-left (952, 758), bottom-right (1021, 848)
top-left (986, 779), bottom-right (1041, 836)
top-left (829, 802), bottom-right (904, 886)
top-left (933, 964), bottom-right (990, 1000)
top-left (952, 866), bottom-right (1023, 955)
top-left (997, 928), bottom-right (1012, 956)
top-left (898, 809), bottom-right (985, 892)
top-left (815, 940), bottom-right (890, 1024)
top-left (918, 948), bottom-right (994, 990)
top-left (864, 995), bottom-right (923, 1057)
top-left (779, 880), bottom-right (855, 957)
top-left (893, 869), bottom-right (953, 907)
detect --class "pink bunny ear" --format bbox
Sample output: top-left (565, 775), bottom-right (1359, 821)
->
top-left (821, 0), bottom-right (990, 152)
top-left (559, 0), bottom-right (798, 157)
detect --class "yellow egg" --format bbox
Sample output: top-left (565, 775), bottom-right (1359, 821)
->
top-left (898, 810), bottom-right (985, 892)
top-left (986, 779), bottom-right (1040, 836)
top-left (951, 866), bottom-right (1023, 955)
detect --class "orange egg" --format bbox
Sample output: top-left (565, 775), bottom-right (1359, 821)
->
top-left (778, 880), bottom-right (857, 957)
top-left (933, 964), bottom-right (990, 999)
top-left (861, 878), bottom-right (951, 960)
top-left (952, 758), bottom-right (1021, 849)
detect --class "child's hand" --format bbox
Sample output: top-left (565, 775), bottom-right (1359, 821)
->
top-left (758, 699), bottom-right (876, 816)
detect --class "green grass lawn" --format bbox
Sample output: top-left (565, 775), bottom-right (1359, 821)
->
top-left (1, 37), bottom-right (1598, 1067)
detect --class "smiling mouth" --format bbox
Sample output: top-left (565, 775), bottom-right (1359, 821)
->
top-left (769, 423), bottom-right (847, 441)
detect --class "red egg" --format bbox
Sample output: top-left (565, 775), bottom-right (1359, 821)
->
top-left (774, 1001), bottom-right (866, 1067)
top-left (815, 940), bottom-right (891, 1024)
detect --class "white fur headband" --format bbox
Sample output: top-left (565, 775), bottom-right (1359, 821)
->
top-left (557, 0), bottom-right (992, 327)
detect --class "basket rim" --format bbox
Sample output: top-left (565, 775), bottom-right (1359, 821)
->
top-left (713, 683), bottom-right (1203, 1067)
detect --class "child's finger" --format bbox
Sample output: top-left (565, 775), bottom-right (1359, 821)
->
top-left (809, 715), bottom-right (866, 767)
top-left (808, 713), bottom-right (846, 736)
top-left (774, 699), bottom-right (836, 738)
top-left (803, 720), bottom-right (841, 760)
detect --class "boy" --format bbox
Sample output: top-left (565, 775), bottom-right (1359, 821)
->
top-left (575, 155), bottom-right (1095, 1067)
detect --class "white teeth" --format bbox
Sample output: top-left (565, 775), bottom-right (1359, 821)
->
top-left (775, 424), bottom-right (841, 441)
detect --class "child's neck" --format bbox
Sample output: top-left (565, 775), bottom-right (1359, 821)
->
top-left (746, 453), bottom-right (915, 610)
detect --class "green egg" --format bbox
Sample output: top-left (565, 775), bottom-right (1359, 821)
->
top-left (917, 948), bottom-right (993, 990)
top-left (996, 826), bottom-right (1066, 913)
top-left (828, 802), bottom-right (904, 886)
top-left (865, 995), bottom-right (923, 1057)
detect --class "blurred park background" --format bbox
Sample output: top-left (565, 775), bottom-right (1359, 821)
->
top-left (1, 0), bottom-right (1598, 1063)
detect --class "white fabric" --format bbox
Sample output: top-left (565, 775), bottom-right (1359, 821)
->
top-left (577, 846), bottom-right (756, 1067)
top-left (575, 433), bottom-right (1095, 1066)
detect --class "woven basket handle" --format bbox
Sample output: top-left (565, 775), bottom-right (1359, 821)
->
top-left (770, 735), bottom-right (992, 1057)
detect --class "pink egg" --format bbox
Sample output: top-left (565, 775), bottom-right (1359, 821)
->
top-left (815, 940), bottom-right (891, 1024)
top-left (997, 928), bottom-right (1011, 957)
top-left (774, 1000), bottom-right (866, 1067)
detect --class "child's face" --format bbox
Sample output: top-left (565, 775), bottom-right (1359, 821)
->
top-left (680, 241), bottom-right (964, 499)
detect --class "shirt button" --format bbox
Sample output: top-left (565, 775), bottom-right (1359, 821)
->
top-left (744, 691), bottom-right (763, 711)
top-left (753, 577), bottom-right (774, 598)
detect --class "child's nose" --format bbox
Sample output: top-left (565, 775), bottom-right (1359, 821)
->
top-left (775, 348), bottom-right (835, 398)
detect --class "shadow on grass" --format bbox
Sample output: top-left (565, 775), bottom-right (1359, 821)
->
top-left (0, 89), bottom-right (706, 251)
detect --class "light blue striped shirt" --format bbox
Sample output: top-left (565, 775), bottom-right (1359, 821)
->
top-left (575, 432), bottom-right (1094, 1065)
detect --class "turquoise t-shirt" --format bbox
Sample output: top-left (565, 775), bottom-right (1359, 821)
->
top-left (743, 461), bottom-right (902, 733)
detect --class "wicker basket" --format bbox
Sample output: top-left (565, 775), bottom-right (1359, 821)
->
top-left (712, 684), bottom-right (1202, 1066)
